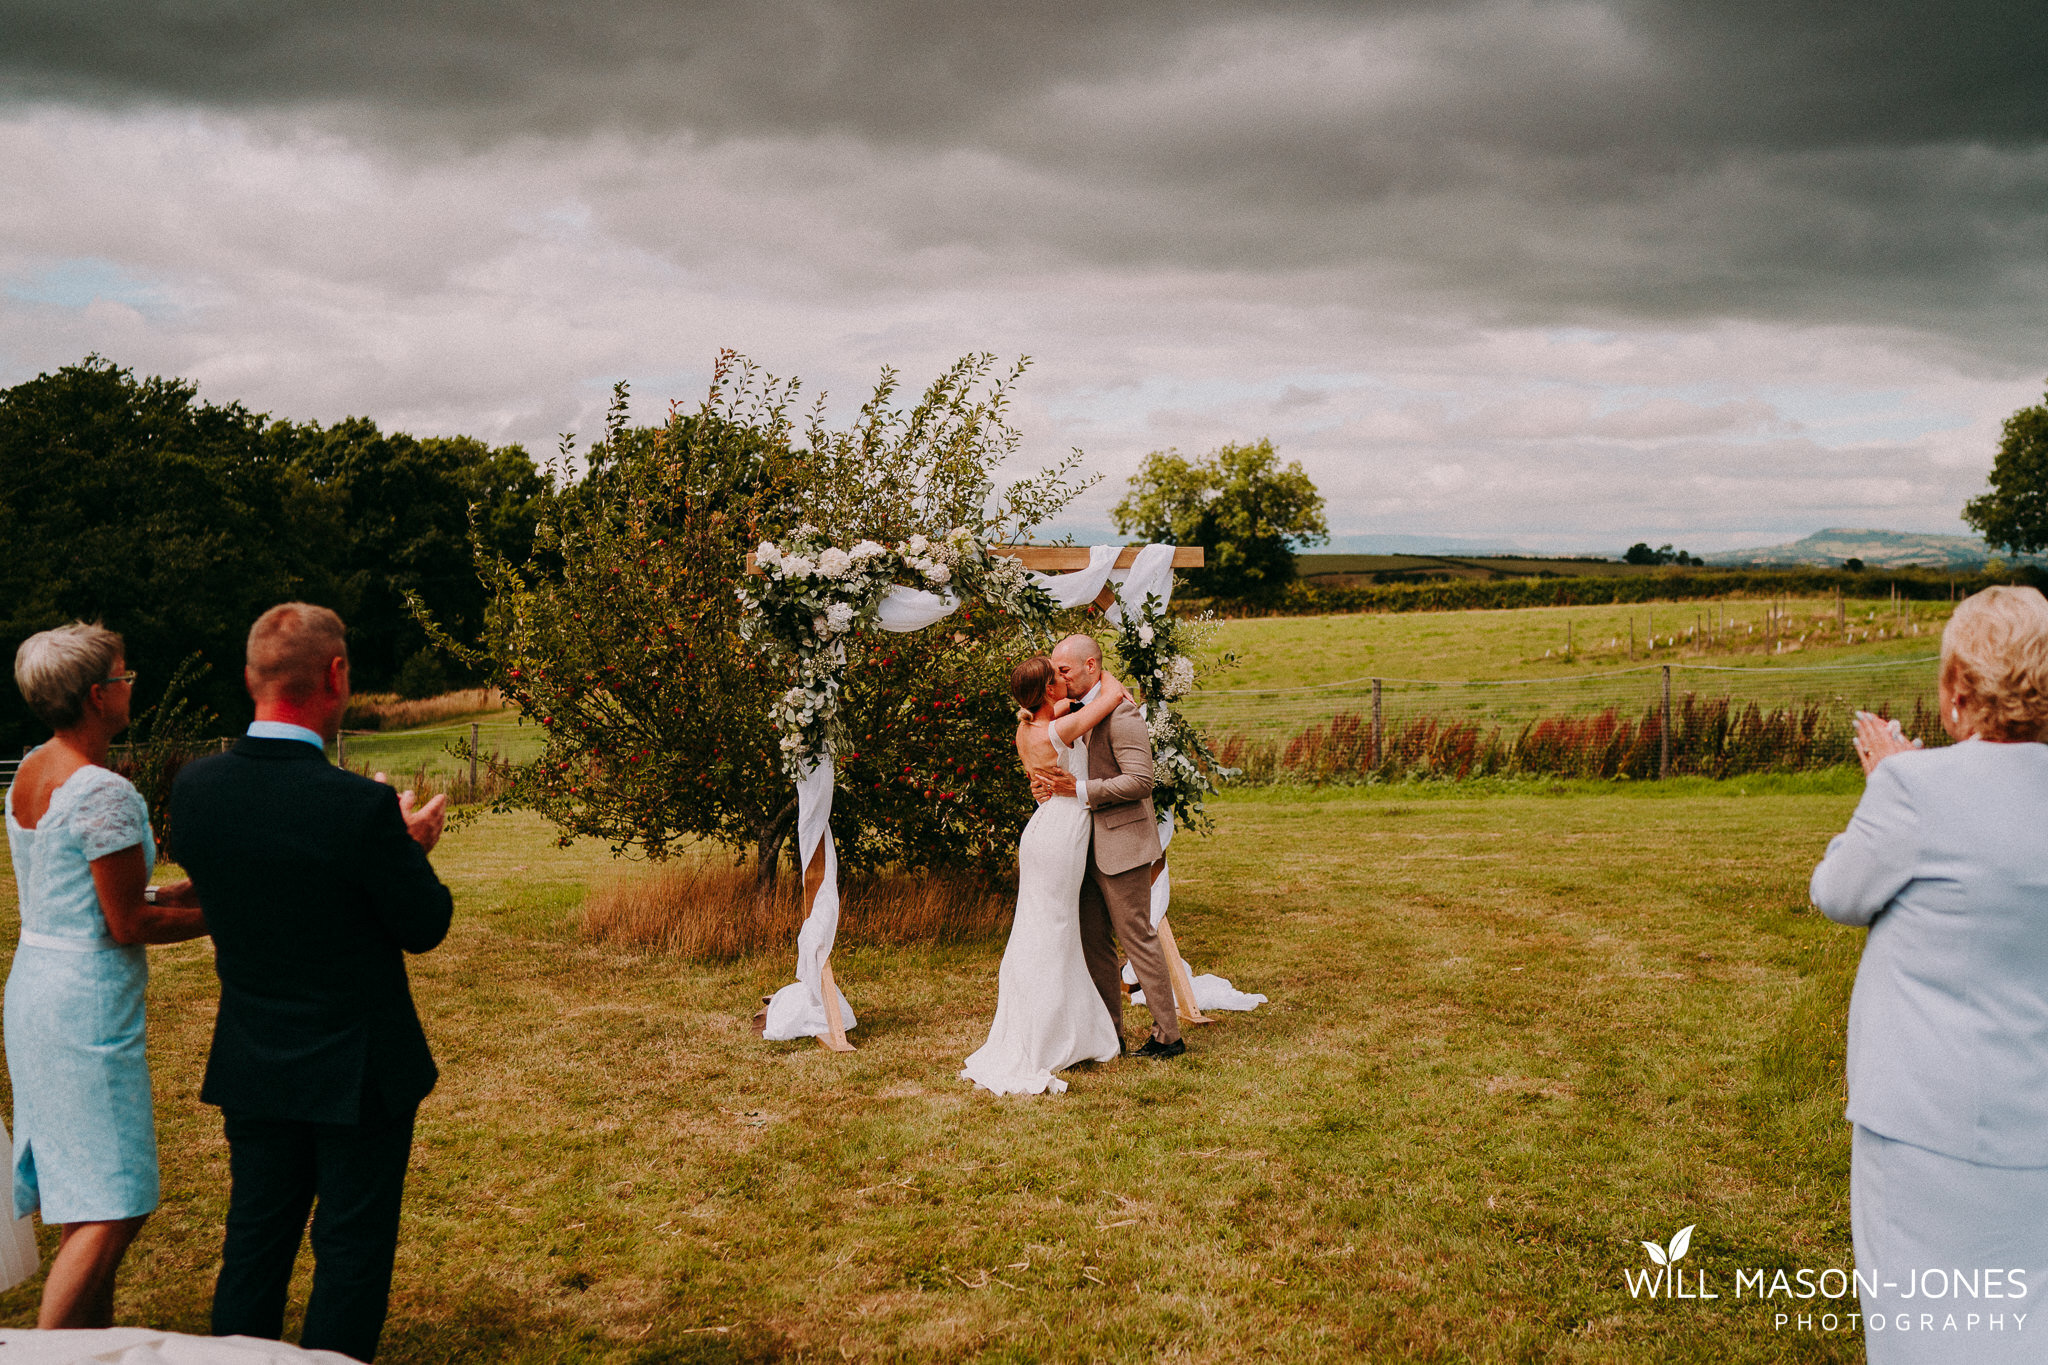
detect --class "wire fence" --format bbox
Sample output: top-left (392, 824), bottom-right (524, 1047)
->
top-left (1188, 658), bottom-right (1942, 782)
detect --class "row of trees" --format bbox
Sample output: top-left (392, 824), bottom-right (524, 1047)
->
top-left (1, 350), bottom-right (1321, 883)
top-left (0, 356), bottom-right (545, 748)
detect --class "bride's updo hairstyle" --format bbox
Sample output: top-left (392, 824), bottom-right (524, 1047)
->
top-left (1010, 655), bottom-right (1055, 721)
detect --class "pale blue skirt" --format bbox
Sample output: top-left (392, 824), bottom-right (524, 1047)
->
top-left (1853, 1125), bottom-right (2048, 1363)
top-left (4, 939), bottom-right (159, 1223)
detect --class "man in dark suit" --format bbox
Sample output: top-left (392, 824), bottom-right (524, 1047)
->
top-left (170, 603), bottom-right (451, 1362)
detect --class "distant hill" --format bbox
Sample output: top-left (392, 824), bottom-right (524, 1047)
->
top-left (1704, 528), bottom-right (2022, 569)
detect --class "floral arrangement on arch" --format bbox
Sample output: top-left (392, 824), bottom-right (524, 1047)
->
top-left (739, 525), bottom-right (1058, 774)
top-left (1109, 591), bottom-right (1239, 833)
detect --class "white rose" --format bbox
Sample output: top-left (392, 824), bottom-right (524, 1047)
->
top-left (1137, 623), bottom-right (1155, 645)
top-left (826, 602), bottom-right (856, 633)
top-left (817, 547), bottom-right (852, 578)
top-left (813, 615), bottom-right (830, 636)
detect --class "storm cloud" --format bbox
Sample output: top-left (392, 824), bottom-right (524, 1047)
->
top-left (2, 1), bottom-right (2044, 545)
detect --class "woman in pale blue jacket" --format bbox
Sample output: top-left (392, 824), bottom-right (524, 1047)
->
top-left (1813, 586), bottom-right (2048, 1363)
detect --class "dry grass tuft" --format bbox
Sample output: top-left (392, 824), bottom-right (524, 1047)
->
top-left (580, 860), bottom-right (1014, 961)
top-left (344, 688), bottom-right (507, 732)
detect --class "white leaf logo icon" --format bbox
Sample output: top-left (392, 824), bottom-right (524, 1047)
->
top-left (1642, 1241), bottom-right (1668, 1266)
top-left (1668, 1225), bottom-right (1695, 1262)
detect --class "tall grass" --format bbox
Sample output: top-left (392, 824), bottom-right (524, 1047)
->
top-left (580, 860), bottom-right (1014, 961)
top-left (342, 687), bottom-right (506, 732)
top-left (343, 752), bottom-right (520, 808)
top-left (1217, 693), bottom-right (1948, 783)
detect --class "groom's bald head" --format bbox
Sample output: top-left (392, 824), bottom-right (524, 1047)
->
top-left (1051, 634), bottom-right (1103, 693)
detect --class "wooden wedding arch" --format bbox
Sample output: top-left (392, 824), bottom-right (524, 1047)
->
top-left (746, 543), bottom-right (1215, 1052)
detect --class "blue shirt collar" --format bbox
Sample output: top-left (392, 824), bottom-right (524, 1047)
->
top-left (246, 720), bottom-right (327, 751)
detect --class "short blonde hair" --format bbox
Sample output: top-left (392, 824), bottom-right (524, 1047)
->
top-left (15, 622), bottom-right (124, 730)
top-left (1941, 586), bottom-right (2048, 742)
top-left (246, 603), bottom-right (348, 699)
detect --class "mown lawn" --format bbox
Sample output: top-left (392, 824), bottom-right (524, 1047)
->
top-left (0, 779), bottom-right (1872, 1361)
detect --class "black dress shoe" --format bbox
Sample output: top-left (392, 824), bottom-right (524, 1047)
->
top-left (1134, 1037), bottom-right (1186, 1059)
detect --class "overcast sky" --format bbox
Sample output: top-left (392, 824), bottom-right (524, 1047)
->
top-left (3, 1), bottom-right (2045, 551)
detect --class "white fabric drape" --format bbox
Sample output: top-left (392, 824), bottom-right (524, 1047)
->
top-left (0, 1329), bottom-right (357, 1363)
top-left (1125, 960), bottom-right (1270, 1012)
top-left (0, 1117), bottom-right (36, 1291)
top-left (762, 542), bottom-right (1265, 1043)
top-left (760, 758), bottom-right (855, 1040)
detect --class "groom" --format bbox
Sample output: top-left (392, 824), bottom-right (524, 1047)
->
top-left (1033, 633), bottom-right (1185, 1059)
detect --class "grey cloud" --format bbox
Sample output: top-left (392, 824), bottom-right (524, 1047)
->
top-left (3, 1), bottom-right (2044, 354)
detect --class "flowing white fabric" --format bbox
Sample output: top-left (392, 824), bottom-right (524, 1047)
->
top-left (875, 586), bottom-right (960, 632)
top-left (0, 1329), bottom-right (357, 1363)
top-left (0, 1116), bottom-right (35, 1290)
top-left (1032, 544), bottom-right (1121, 609)
top-left (760, 759), bottom-right (856, 1041)
top-left (1126, 959), bottom-right (1270, 1012)
top-left (962, 727), bottom-right (1120, 1093)
top-left (1105, 541), bottom-right (1178, 626)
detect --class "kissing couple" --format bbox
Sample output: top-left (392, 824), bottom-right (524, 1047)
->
top-left (961, 633), bottom-right (1185, 1096)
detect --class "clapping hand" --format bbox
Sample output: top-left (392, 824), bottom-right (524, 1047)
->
top-left (1851, 710), bottom-right (1923, 777)
top-left (373, 771), bottom-right (449, 851)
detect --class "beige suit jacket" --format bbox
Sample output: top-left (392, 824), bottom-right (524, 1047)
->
top-left (1082, 699), bottom-right (1162, 876)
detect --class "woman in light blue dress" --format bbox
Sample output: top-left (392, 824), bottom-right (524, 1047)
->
top-left (5, 623), bottom-right (206, 1327)
top-left (1812, 587), bottom-right (2048, 1364)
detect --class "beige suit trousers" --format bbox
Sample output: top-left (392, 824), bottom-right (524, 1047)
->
top-left (1078, 834), bottom-right (1180, 1047)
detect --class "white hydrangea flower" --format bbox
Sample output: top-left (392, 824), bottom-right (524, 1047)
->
top-left (925, 562), bottom-right (952, 585)
top-left (757, 541), bottom-right (782, 568)
top-left (782, 554), bottom-right (816, 579)
top-left (825, 602), bottom-right (856, 633)
top-left (907, 534), bottom-right (929, 555)
top-left (817, 547), bottom-right (852, 578)
top-left (851, 539), bottom-right (886, 561)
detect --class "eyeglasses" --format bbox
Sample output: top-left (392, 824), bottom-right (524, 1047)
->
top-left (98, 671), bottom-right (138, 687)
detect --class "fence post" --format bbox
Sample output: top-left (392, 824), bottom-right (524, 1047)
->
top-left (470, 722), bottom-right (479, 797)
top-left (1566, 620), bottom-right (1572, 659)
top-left (1371, 678), bottom-right (1383, 770)
top-left (1660, 665), bottom-right (1672, 780)
top-left (336, 730), bottom-right (344, 768)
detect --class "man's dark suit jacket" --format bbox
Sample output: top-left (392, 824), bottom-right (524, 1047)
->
top-left (170, 737), bottom-right (453, 1126)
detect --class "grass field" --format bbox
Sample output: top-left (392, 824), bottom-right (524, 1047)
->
top-left (1201, 597), bottom-right (1946, 690)
top-left (1295, 555), bottom-right (1657, 584)
top-left (0, 780), bottom-right (1874, 1361)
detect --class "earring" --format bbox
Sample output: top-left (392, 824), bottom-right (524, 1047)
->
top-left (1952, 707), bottom-right (1961, 722)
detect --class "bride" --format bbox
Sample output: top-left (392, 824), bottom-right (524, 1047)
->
top-left (961, 656), bottom-right (1128, 1095)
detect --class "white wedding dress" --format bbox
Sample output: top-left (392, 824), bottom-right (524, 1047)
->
top-left (961, 727), bottom-right (1121, 1095)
